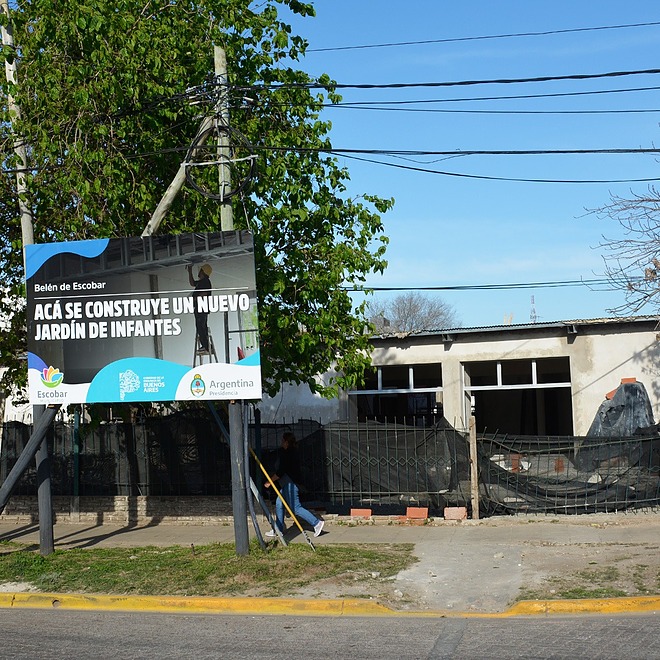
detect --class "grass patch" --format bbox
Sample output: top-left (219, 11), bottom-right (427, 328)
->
top-left (517, 561), bottom-right (660, 602)
top-left (0, 541), bottom-right (415, 598)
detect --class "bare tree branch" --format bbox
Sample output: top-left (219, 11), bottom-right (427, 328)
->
top-left (592, 186), bottom-right (660, 315)
top-left (366, 292), bottom-right (460, 334)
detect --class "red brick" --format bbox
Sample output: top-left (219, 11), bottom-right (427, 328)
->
top-left (350, 508), bottom-right (372, 518)
top-left (444, 506), bottom-right (468, 520)
top-left (406, 506), bottom-right (428, 520)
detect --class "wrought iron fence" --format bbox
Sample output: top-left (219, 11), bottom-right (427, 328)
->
top-left (2, 411), bottom-right (659, 516)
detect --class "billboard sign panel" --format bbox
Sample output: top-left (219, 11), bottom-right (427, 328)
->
top-left (25, 231), bottom-right (261, 404)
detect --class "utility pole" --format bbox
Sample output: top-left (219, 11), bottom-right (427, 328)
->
top-left (140, 45), bottom-right (249, 555)
top-left (142, 47), bottom-right (233, 238)
top-left (213, 45), bottom-right (249, 556)
top-left (1, 0), bottom-right (54, 555)
top-left (215, 46), bottom-right (233, 231)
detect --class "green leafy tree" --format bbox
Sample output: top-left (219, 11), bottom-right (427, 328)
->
top-left (0, 0), bottom-right (392, 397)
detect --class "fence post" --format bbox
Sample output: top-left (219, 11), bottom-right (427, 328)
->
top-left (469, 415), bottom-right (480, 520)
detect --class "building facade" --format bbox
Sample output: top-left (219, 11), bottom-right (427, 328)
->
top-left (261, 316), bottom-right (660, 436)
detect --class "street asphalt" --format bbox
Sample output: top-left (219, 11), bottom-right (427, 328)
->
top-left (1, 511), bottom-right (659, 617)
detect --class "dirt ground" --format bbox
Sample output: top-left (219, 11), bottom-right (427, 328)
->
top-left (519, 538), bottom-right (660, 600)
top-left (287, 514), bottom-right (660, 609)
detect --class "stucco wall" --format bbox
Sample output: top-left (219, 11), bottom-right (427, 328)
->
top-left (367, 321), bottom-right (660, 436)
top-left (567, 327), bottom-right (660, 434)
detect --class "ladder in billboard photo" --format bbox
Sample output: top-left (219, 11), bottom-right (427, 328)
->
top-left (193, 328), bottom-right (219, 366)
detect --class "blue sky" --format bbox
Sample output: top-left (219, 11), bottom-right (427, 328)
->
top-left (279, 1), bottom-right (660, 327)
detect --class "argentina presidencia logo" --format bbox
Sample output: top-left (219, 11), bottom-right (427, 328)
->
top-left (190, 374), bottom-right (206, 397)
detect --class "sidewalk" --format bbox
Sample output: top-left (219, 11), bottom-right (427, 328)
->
top-left (1, 511), bottom-right (659, 616)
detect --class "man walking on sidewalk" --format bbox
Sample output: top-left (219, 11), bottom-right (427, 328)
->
top-left (265, 432), bottom-right (325, 538)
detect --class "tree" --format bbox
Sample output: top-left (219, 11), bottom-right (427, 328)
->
top-left (366, 292), bottom-right (460, 334)
top-left (594, 187), bottom-right (660, 315)
top-left (0, 0), bottom-right (393, 397)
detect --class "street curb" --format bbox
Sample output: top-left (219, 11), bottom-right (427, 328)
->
top-left (1, 592), bottom-right (659, 617)
top-left (0, 592), bottom-right (394, 616)
top-left (504, 596), bottom-right (660, 617)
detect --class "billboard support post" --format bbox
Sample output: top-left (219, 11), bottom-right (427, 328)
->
top-left (35, 404), bottom-right (55, 555)
top-left (0, 405), bottom-right (59, 516)
top-left (230, 401), bottom-right (249, 555)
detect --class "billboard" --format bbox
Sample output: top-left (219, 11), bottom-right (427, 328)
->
top-left (25, 231), bottom-right (261, 404)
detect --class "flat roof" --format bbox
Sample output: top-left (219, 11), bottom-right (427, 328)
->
top-left (372, 315), bottom-right (660, 340)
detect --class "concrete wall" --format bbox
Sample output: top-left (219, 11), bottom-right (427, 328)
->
top-left (568, 325), bottom-right (660, 434)
top-left (367, 320), bottom-right (660, 436)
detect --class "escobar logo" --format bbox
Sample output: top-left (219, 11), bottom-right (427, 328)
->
top-left (41, 366), bottom-right (64, 388)
top-left (190, 374), bottom-right (206, 397)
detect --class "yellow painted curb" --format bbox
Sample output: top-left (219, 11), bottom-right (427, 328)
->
top-left (1, 593), bottom-right (395, 616)
top-left (506, 596), bottom-right (660, 616)
top-left (1, 593), bottom-right (659, 618)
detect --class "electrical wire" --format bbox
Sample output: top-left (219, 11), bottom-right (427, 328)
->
top-left (325, 85), bottom-right (660, 106)
top-left (330, 106), bottom-right (660, 116)
top-left (10, 143), bottom-right (660, 183)
top-left (342, 277), bottom-right (625, 292)
top-left (257, 146), bottom-right (660, 157)
top-left (238, 68), bottom-right (660, 91)
top-left (337, 153), bottom-right (660, 184)
top-left (307, 20), bottom-right (660, 53)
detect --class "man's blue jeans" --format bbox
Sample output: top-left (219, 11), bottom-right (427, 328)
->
top-left (275, 475), bottom-right (319, 532)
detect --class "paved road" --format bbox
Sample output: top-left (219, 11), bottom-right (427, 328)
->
top-left (2, 609), bottom-right (659, 659)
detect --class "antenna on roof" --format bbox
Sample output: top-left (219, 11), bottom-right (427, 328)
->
top-left (530, 295), bottom-right (537, 323)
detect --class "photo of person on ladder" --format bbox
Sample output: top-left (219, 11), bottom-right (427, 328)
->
top-left (187, 263), bottom-right (212, 355)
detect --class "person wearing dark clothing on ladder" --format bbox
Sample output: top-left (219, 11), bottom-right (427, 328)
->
top-left (187, 263), bottom-right (212, 354)
top-left (265, 432), bottom-right (325, 538)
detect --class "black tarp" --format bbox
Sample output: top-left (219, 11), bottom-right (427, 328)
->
top-left (478, 381), bottom-right (660, 513)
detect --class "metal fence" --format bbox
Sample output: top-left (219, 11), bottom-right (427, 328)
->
top-left (1, 411), bottom-right (659, 516)
top-left (478, 432), bottom-right (660, 515)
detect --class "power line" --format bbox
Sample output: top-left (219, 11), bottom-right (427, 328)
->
top-left (331, 106), bottom-right (660, 116)
top-left (307, 20), bottom-right (660, 53)
top-left (342, 278), bottom-right (617, 291)
top-left (328, 85), bottom-right (660, 105)
top-left (14, 144), bottom-right (660, 182)
top-left (338, 153), bottom-right (660, 185)
top-left (260, 146), bottom-right (660, 157)
top-left (241, 67), bottom-right (660, 91)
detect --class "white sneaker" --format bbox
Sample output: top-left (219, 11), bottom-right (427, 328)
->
top-left (313, 520), bottom-right (325, 537)
top-left (265, 529), bottom-right (277, 538)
